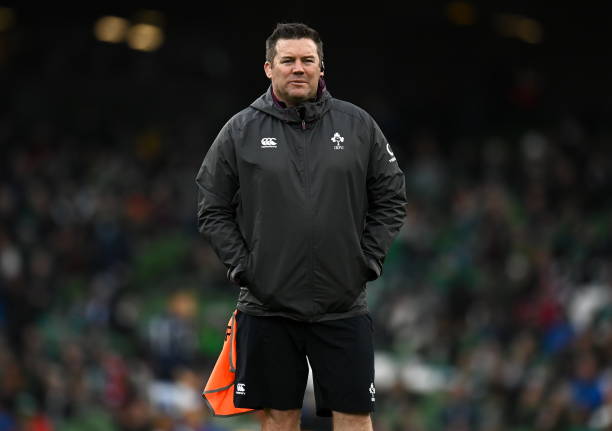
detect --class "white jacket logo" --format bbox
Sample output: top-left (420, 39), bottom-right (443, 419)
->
top-left (331, 132), bottom-right (344, 150)
top-left (236, 383), bottom-right (246, 395)
top-left (386, 143), bottom-right (396, 162)
top-left (369, 383), bottom-right (376, 401)
top-left (261, 137), bottom-right (277, 149)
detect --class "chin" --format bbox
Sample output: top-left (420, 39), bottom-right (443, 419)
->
top-left (288, 90), bottom-right (315, 102)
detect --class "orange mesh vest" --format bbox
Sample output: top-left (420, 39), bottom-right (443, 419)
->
top-left (202, 310), bottom-right (256, 417)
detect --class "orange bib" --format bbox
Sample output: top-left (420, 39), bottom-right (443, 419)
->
top-left (202, 310), bottom-right (256, 417)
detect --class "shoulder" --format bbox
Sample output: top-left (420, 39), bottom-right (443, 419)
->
top-left (222, 106), bottom-right (263, 134)
top-left (328, 97), bottom-right (389, 145)
top-left (329, 97), bottom-right (374, 125)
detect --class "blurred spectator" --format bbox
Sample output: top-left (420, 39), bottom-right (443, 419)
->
top-left (147, 291), bottom-right (198, 380)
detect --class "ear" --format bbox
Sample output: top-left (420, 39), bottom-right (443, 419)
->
top-left (264, 61), bottom-right (273, 79)
top-left (320, 60), bottom-right (325, 76)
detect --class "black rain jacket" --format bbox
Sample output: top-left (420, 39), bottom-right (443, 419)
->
top-left (196, 85), bottom-right (407, 321)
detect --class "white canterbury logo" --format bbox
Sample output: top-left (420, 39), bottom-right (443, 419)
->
top-left (369, 382), bottom-right (376, 401)
top-left (236, 383), bottom-right (246, 395)
top-left (261, 137), bottom-right (277, 148)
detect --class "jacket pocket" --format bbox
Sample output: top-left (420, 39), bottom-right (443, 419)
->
top-left (359, 250), bottom-right (381, 282)
top-left (358, 251), bottom-right (371, 283)
top-left (243, 251), bottom-right (267, 304)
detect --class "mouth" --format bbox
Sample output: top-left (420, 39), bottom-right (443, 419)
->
top-left (288, 81), bottom-right (307, 85)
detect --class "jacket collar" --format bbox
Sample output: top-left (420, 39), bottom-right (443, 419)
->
top-left (250, 78), bottom-right (332, 124)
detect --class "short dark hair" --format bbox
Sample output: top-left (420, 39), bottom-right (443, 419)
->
top-left (265, 22), bottom-right (324, 65)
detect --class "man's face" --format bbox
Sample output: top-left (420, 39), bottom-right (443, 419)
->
top-left (264, 38), bottom-right (323, 107)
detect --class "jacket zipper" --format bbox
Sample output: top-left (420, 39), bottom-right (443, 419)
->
top-left (300, 116), bottom-right (314, 316)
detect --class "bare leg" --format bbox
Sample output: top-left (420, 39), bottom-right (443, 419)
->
top-left (260, 408), bottom-right (301, 431)
top-left (332, 411), bottom-right (373, 431)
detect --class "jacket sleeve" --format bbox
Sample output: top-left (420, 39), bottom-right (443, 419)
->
top-left (361, 118), bottom-right (407, 281)
top-left (195, 122), bottom-right (250, 286)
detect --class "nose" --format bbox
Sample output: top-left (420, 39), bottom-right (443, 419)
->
top-left (292, 60), bottom-right (305, 74)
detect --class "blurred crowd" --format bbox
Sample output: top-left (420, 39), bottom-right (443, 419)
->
top-left (371, 124), bottom-right (612, 430)
top-left (2, 9), bottom-right (612, 431)
top-left (0, 116), bottom-right (236, 430)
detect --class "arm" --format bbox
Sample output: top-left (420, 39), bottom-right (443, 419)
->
top-left (195, 122), bottom-right (249, 286)
top-left (361, 119), bottom-right (407, 281)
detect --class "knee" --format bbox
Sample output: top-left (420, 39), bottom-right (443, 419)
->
top-left (332, 411), bottom-right (372, 430)
top-left (261, 408), bottom-right (301, 430)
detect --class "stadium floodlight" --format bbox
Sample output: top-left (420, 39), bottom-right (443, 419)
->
top-left (94, 16), bottom-right (129, 44)
top-left (126, 23), bottom-right (164, 52)
top-left (515, 17), bottom-right (543, 44)
top-left (494, 13), bottom-right (543, 44)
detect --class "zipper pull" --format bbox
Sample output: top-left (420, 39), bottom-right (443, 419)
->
top-left (301, 120), bottom-right (306, 130)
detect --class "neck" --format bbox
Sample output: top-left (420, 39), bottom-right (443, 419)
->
top-left (271, 89), bottom-right (288, 108)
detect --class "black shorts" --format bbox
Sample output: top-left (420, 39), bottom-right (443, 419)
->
top-left (233, 311), bottom-right (375, 417)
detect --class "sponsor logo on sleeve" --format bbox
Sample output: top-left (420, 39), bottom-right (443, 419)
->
top-left (386, 143), bottom-right (396, 162)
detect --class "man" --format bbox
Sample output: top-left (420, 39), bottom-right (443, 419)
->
top-left (196, 22), bottom-right (406, 431)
